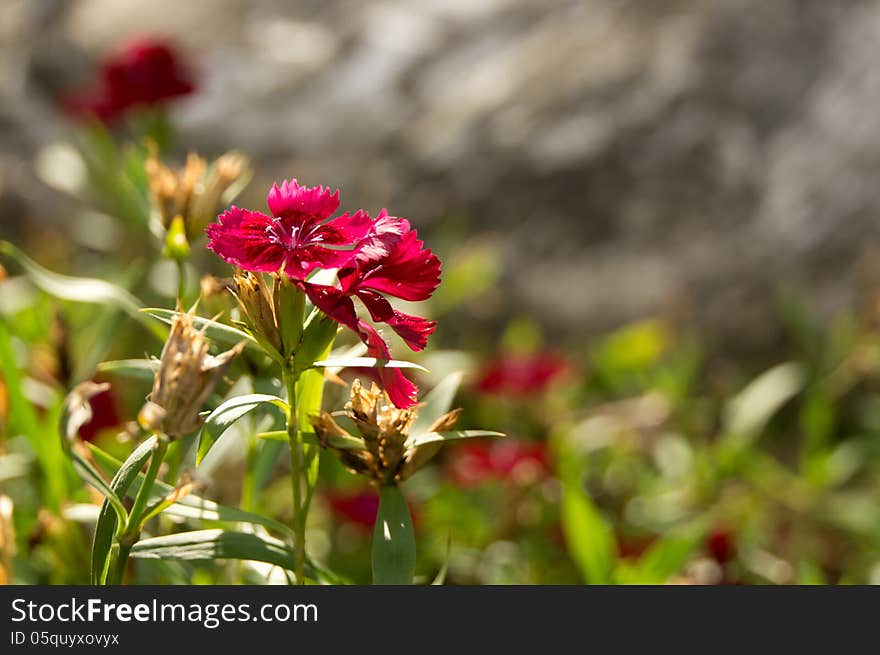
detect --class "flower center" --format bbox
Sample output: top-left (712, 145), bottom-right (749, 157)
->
top-left (265, 217), bottom-right (325, 251)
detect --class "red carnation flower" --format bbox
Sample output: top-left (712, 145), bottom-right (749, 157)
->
top-left (446, 439), bottom-right (549, 487)
top-left (205, 179), bottom-right (440, 409)
top-left (476, 350), bottom-right (573, 397)
top-left (64, 38), bottom-right (195, 122)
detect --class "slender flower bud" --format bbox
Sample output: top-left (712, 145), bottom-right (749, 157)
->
top-left (163, 214), bottom-right (190, 261)
top-left (275, 276), bottom-right (305, 363)
top-left (232, 272), bottom-right (282, 357)
top-left (139, 308), bottom-right (244, 438)
top-left (311, 379), bottom-right (460, 485)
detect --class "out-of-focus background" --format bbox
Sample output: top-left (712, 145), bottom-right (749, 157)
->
top-left (6, 0), bottom-right (880, 349)
top-left (4, 0), bottom-right (880, 585)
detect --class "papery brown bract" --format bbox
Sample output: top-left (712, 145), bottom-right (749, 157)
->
top-left (138, 308), bottom-right (244, 438)
top-left (311, 379), bottom-right (460, 485)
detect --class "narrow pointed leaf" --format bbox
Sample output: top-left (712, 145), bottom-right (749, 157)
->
top-left (372, 485), bottom-right (416, 585)
top-left (197, 394), bottom-right (288, 465)
top-left (88, 443), bottom-right (293, 539)
top-left (140, 308), bottom-right (258, 349)
top-left (312, 357), bottom-right (428, 372)
top-left (97, 359), bottom-right (159, 380)
top-left (405, 429), bottom-right (504, 449)
top-left (411, 371), bottom-right (463, 437)
top-left (91, 436), bottom-right (157, 584)
top-left (0, 241), bottom-right (162, 337)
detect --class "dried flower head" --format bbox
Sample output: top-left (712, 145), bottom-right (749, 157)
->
top-left (311, 379), bottom-right (460, 485)
top-left (139, 308), bottom-right (244, 438)
top-left (146, 150), bottom-right (248, 240)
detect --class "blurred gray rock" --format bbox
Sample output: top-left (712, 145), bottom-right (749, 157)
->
top-left (3, 0), bottom-right (880, 351)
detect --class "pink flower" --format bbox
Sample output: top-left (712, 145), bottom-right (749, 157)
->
top-left (206, 180), bottom-right (372, 279)
top-left (63, 38), bottom-right (195, 122)
top-left (445, 440), bottom-right (549, 487)
top-left (476, 350), bottom-right (574, 397)
top-left (205, 180), bottom-right (441, 409)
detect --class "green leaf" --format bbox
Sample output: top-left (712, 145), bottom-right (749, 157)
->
top-left (257, 429), bottom-right (365, 451)
top-left (557, 444), bottom-right (616, 584)
top-left (616, 524), bottom-right (706, 584)
top-left (91, 436), bottom-right (157, 584)
top-left (721, 362), bottom-right (804, 448)
top-left (88, 443), bottom-right (293, 539)
top-left (405, 430), bottom-right (505, 449)
top-left (312, 357), bottom-right (428, 372)
top-left (129, 529), bottom-right (334, 584)
top-left (131, 529), bottom-right (295, 570)
top-left (97, 359), bottom-right (159, 380)
top-left (140, 308), bottom-right (258, 349)
top-left (0, 241), bottom-right (161, 338)
top-left (410, 371), bottom-right (463, 437)
top-left (197, 394), bottom-right (288, 465)
top-left (372, 485), bottom-right (416, 585)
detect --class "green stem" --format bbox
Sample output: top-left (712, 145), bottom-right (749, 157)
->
top-left (176, 258), bottom-right (187, 303)
top-left (108, 435), bottom-right (168, 585)
top-left (284, 371), bottom-right (306, 584)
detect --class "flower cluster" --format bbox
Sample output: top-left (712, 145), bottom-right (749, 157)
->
top-left (64, 38), bottom-right (195, 122)
top-left (206, 179), bottom-right (441, 407)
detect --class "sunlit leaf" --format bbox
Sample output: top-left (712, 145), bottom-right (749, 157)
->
top-left (130, 529), bottom-right (333, 584)
top-left (91, 436), bottom-right (158, 584)
top-left (372, 485), bottom-right (415, 585)
top-left (722, 362), bottom-right (804, 447)
top-left (405, 430), bottom-right (505, 449)
top-left (140, 308), bottom-right (258, 349)
top-left (257, 429), bottom-right (365, 451)
top-left (197, 394), bottom-right (288, 465)
top-left (0, 241), bottom-right (162, 338)
top-left (312, 357), bottom-right (428, 372)
top-left (97, 359), bottom-right (159, 380)
top-left (410, 371), bottom-right (463, 437)
top-left (557, 443), bottom-right (616, 584)
top-left (88, 443), bottom-right (293, 539)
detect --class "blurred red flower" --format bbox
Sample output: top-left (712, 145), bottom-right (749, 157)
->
top-left (64, 38), bottom-right (195, 122)
top-left (446, 439), bottom-right (549, 487)
top-left (325, 490), bottom-right (379, 532)
top-left (475, 350), bottom-right (573, 397)
top-left (324, 489), bottom-right (419, 532)
top-left (706, 527), bottom-right (735, 565)
top-left (77, 384), bottom-right (121, 443)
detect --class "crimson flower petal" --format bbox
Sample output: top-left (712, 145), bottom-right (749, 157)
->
top-left (267, 179), bottom-right (339, 228)
top-left (206, 207), bottom-right (287, 272)
top-left (358, 321), bottom-right (419, 409)
top-left (343, 223), bottom-right (441, 301)
top-left (356, 289), bottom-right (435, 351)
